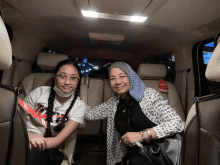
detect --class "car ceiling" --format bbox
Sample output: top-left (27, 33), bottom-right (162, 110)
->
top-left (1, 0), bottom-right (220, 58)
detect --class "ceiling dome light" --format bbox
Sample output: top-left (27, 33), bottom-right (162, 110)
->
top-left (130, 16), bottom-right (148, 22)
top-left (82, 10), bottom-right (97, 18)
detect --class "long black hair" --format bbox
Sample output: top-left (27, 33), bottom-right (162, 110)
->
top-left (44, 58), bottom-right (81, 137)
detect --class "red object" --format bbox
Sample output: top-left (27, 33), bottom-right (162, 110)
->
top-left (158, 79), bottom-right (168, 93)
top-left (18, 98), bottom-right (47, 128)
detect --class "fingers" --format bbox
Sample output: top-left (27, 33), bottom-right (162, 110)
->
top-left (121, 132), bottom-right (141, 146)
top-left (29, 137), bottom-right (46, 151)
top-left (29, 143), bottom-right (32, 150)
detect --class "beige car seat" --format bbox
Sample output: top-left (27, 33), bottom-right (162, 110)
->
top-left (78, 76), bottom-right (104, 135)
top-left (182, 31), bottom-right (220, 165)
top-left (0, 16), bottom-right (29, 165)
top-left (137, 63), bottom-right (185, 121)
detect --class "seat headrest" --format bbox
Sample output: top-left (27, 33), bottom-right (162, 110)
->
top-left (0, 17), bottom-right (12, 70)
top-left (205, 31), bottom-right (220, 81)
top-left (137, 63), bottom-right (167, 79)
top-left (37, 53), bottom-right (69, 71)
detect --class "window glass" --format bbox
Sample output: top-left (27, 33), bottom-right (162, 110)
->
top-left (76, 58), bottom-right (115, 78)
top-left (202, 41), bottom-right (220, 94)
top-left (203, 42), bottom-right (214, 64)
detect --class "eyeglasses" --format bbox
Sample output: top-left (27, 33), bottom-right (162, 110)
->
top-left (56, 74), bottom-right (80, 84)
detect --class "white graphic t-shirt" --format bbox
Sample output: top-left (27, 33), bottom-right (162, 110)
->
top-left (24, 86), bottom-right (86, 135)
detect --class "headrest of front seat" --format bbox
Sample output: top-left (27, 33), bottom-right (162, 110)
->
top-left (137, 63), bottom-right (167, 79)
top-left (37, 52), bottom-right (69, 71)
top-left (205, 30), bottom-right (220, 81)
top-left (0, 16), bottom-right (12, 70)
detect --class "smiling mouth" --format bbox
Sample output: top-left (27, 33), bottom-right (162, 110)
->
top-left (116, 87), bottom-right (123, 90)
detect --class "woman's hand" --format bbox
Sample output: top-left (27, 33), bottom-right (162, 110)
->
top-left (28, 132), bottom-right (46, 151)
top-left (120, 132), bottom-right (143, 147)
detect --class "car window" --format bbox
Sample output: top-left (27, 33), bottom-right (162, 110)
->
top-left (76, 58), bottom-right (115, 78)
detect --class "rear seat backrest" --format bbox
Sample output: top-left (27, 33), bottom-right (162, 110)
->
top-left (78, 77), bottom-right (104, 135)
top-left (103, 79), bottom-right (115, 102)
top-left (137, 63), bottom-right (185, 121)
top-left (19, 52), bottom-right (69, 99)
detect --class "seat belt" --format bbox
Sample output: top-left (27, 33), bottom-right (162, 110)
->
top-left (181, 68), bottom-right (191, 117)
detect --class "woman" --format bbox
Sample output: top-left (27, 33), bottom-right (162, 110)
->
top-left (24, 59), bottom-right (86, 165)
top-left (85, 62), bottom-right (185, 165)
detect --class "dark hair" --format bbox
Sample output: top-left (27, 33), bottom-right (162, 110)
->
top-left (44, 58), bottom-right (81, 137)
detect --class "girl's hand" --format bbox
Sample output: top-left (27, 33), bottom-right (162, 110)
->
top-left (120, 132), bottom-right (143, 147)
top-left (45, 137), bottom-right (60, 149)
top-left (28, 132), bottom-right (46, 151)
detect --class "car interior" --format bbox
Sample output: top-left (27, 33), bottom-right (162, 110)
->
top-left (0, 0), bottom-right (219, 164)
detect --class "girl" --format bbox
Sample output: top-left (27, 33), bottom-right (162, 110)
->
top-left (25, 59), bottom-right (86, 165)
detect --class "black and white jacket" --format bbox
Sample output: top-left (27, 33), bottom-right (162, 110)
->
top-left (85, 87), bottom-right (185, 165)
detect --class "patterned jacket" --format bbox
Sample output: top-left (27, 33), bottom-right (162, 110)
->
top-left (85, 87), bottom-right (185, 165)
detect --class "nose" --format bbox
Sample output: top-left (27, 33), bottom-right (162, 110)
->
top-left (64, 78), bottom-right (71, 85)
top-left (115, 77), bottom-right (121, 85)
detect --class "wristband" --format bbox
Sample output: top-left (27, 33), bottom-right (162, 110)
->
top-left (141, 131), bottom-right (150, 143)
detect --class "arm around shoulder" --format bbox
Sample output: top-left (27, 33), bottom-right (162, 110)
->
top-left (84, 96), bottom-right (117, 121)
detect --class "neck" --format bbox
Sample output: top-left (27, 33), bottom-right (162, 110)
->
top-left (55, 94), bottom-right (72, 105)
top-left (120, 93), bottom-right (128, 99)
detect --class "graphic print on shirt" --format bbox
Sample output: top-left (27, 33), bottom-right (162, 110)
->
top-left (35, 103), bottom-right (66, 123)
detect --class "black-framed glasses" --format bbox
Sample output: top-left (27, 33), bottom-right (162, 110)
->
top-left (56, 73), bottom-right (80, 84)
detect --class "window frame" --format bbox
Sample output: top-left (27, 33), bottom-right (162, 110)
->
top-left (192, 38), bottom-right (214, 97)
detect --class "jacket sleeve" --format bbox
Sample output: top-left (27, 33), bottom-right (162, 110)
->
top-left (149, 89), bottom-right (185, 138)
top-left (84, 96), bottom-right (116, 121)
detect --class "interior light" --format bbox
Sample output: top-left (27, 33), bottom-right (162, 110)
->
top-left (130, 16), bottom-right (148, 22)
top-left (82, 10), bottom-right (97, 18)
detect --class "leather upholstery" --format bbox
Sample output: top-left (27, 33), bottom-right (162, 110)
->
top-left (137, 63), bottom-right (185, 121)
top-left (19, 73), bottom-right (54, 99)
top-left (183, 32), bottom-right (220, 165)
top-left (0, 17), bottom-right (27, 165)
top-left (102, 79), bottom-right (115, 134)
top-left (183, 95), bottom-right (220, 165)
top-left (0, 17), bottom-right (12, 70)
top-left (137, 63), bottom-right (167, 79)
top-left (78, 78), bottom-right (104, 135)
top-left (0, 85), bottom-right (28, 165)
top-left (37, 53), bottom-right (69, 71)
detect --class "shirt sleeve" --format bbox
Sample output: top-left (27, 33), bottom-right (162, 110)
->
top-left (149, 89), bottom-right (185, 138)
top-left (23, 87), bottom-right (44, 135)
top-left (84, 97), bottom-right (116, 121)
top-left (68, 98), bottom-right (86, 124)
